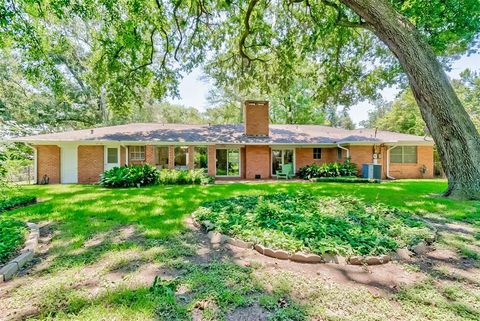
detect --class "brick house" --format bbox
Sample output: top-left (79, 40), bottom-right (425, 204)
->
top-left (15, 100), bottom-right (434, 184)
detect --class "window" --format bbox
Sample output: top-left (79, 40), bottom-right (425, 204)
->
top-left (155, 146), bottom-right (169, 168)
top-left (107, 148), bottom-right (118, 164)
top-left (129, 146), bottom-right (145, 161)
top-left (216, 149), bottom-right (240, 176)
top-left (174, 146), bottom-right (188, 169)
top-left (337, 148), bottom-right (343, 160)
top-left (313, 148), bottom-right (322, 160)
top-left (194, 146), bottom-right (208, 169)
top-left (390, 146), bottom-right (417, 164)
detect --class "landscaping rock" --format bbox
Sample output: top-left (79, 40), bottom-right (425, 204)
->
top-left (192, 219), bottom-right (201, 228)
top-left (263, 247), bottom-right (277, 258)
top-left (23, 238), bottom-right (38, 252)
top-left (364, 256), bottom-right (382, 265)
top-left (203, 220), bottom-right (215, 231)
top-left (255, 244), bottom-right (266, 255)
top-left (323, 254), bottom-right (346, 265)
top-left (411, 242), bottom-right (434, 255)
top-left (12, 250), bottom-right (34, 268)
top-left (348, 256), bottom-right (364, 265)
top-left (290, 252), bottom-right (323, 263)
top-left (227, 237), bottom-right (253, 249)
top-left (0, 263), bottom-right (18, 282)
top-left (273, 250), bottom-right (290, 260)
top-left (394, 248), bottom-right (413, 261)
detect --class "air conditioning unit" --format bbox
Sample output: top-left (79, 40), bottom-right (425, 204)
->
top-left (362, 163), bottom-right (382, 179)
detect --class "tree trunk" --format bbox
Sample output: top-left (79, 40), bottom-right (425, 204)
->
top-left (340, 0), bottom-right (480, 199)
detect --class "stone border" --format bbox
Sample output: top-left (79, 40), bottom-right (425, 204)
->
top-left (192, 216), bottom-right (436, 265)
top-left (0, 222), bottom-right (39, 283)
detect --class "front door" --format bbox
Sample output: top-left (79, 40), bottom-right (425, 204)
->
top-left (271, 149), bottom-right (294, 176)
top-left (104, 146), bottom-right (120, 170)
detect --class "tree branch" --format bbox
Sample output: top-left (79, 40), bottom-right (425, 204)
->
top-left (239, 0), bottom-right (267, 64)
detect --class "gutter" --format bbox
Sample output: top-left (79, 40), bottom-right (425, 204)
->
top-left (336, 144), bottom-right (350, 158)
top-left (386, 145), bottom-right (397, 180)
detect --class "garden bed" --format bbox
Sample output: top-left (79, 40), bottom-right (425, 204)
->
top-left (313, 177), bottom-right (381, 183)
top-left (0, 196), bottom-right (37, 213)
top-left (192, 193), bottom-right (436, 262)
top-left (0, 216), bottom-right (28, 265)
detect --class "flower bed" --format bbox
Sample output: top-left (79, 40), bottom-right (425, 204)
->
top-left (193, 193), bottom-right (435, 257)
top-left (0, 217), bottom-right (28, 264)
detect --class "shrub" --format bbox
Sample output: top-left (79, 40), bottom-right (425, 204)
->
top-left (158, 169), bottom-right (214, 185)
top-left (0, 196), bottom-right (36, 213)
top-left (194, 193), bottom-right (434, 256)
top-left (0, 216), bottom-right (28, 264)
top-left (100, 165), bottom-right (214, 188)
top-left (100, 164), bottom-right (160, 187)
top-left (298, 158), bottom-right (358, 179)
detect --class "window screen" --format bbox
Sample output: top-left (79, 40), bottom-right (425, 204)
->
top-left (107, 148), bottom-right (118, 164)
top-left (390, 146), bottom-right (417, 164)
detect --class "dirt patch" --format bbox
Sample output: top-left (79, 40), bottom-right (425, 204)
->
top-left (225, 302), bottom-right (271, 321)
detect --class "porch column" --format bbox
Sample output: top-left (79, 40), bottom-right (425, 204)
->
top-left (168, 145), bottom-right (175, 169)
top-left (207, 145), bottom-right (216, 176)
top-left (188, 146), bottom-right (195, 170)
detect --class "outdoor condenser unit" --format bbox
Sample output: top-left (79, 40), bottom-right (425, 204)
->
top-left (362, 163), bottom-right (382, 179)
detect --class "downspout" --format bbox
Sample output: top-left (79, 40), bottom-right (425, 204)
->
top-left (25, 143), bottom-right (37, 184)
top-left (386, 145), bottom-right (397, 180)
top-left (336, 144), bottom-right (350, 158)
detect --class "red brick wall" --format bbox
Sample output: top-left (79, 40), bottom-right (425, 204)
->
top-left (388, 146), bottom-right (434, 179)
top-left (78, 146), bottom-right (104, 184)
top-left (188, 146), bottom-right (195, 169)
top-left (145, 145), bottom-right (155, 165)
top-left (245, 145), bottom-right (270, 179)
top-left (348, 145), bottom-right (374, 176)
top-left (244, 101), bottom-right (269, 136)
top-left (120, 146), bottom-right (126, 166)
top-left (207, 145), bottom-right (216, 176)
top-left (168, 145), bottom-right (175, 169)
top-left (36, 145), bottom-right (60, 184)
top-left (295, 148), bottom-right (336, 172)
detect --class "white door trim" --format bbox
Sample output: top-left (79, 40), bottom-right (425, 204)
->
top-left (104, 145), bottom-right (121, 171)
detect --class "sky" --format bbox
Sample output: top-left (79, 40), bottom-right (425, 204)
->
top-left (169, 53), bottom-right (480, 127)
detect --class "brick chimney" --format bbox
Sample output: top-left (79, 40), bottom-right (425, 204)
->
top-left (244, 100), bottom-right (269, 136)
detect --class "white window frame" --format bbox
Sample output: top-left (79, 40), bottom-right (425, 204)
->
top-left (390, 146), bottom-right (418, 164)
top-left (129, 146), bottom-right (145, 161)
top-left (313, 147), bottom-right (322, 160)
top-left (174, 146), bottom-right (189, 169)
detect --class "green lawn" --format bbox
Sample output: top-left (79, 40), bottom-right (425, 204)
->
top-left (1, 180), bottom-right (479, 320)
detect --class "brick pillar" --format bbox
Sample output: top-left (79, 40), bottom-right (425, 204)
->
top-left (207, 145), bottom-right (216, 176)
top-left (120, 146), bottom-right (126, 166)
top-left (145, 145), bottom-right (155, 165)
top-left (36, 145), bottom-right (61, 184)
top-left (188, 146), bottom-right (195, 170)
top-left (168, 145), bottom-right (175, 169)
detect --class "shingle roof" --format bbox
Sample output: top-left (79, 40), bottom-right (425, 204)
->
top-left (14, 123), bottom-right (434, 145)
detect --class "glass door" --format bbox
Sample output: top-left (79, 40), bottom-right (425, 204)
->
top-left (216, 149), bottom-right (240, 176)
top-left (271, 149), bottom-right (294, 175)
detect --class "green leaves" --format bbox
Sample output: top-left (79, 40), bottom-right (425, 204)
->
top-left (195, 192), bottom-right (435, 256)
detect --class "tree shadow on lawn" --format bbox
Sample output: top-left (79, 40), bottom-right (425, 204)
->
top-left (0, 221), bottom-right (306, 321)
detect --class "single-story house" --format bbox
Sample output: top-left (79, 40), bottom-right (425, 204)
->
top-left (14, 100), bottom-right (434, 184)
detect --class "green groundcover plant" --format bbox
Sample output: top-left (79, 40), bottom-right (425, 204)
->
top-left (0, 195), bottom-right (37, 213)
top-left (194, 193), bottom-right (434, 256)
top-left (298, 158), bottom-right (358, 179)
top-left (100, 165), bottom-right (214, 188)
top-left (0, 216), bottom-right (28, 264)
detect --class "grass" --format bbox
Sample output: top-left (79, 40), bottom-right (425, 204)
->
top-left (0, 179), bottom-right (479, 320)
